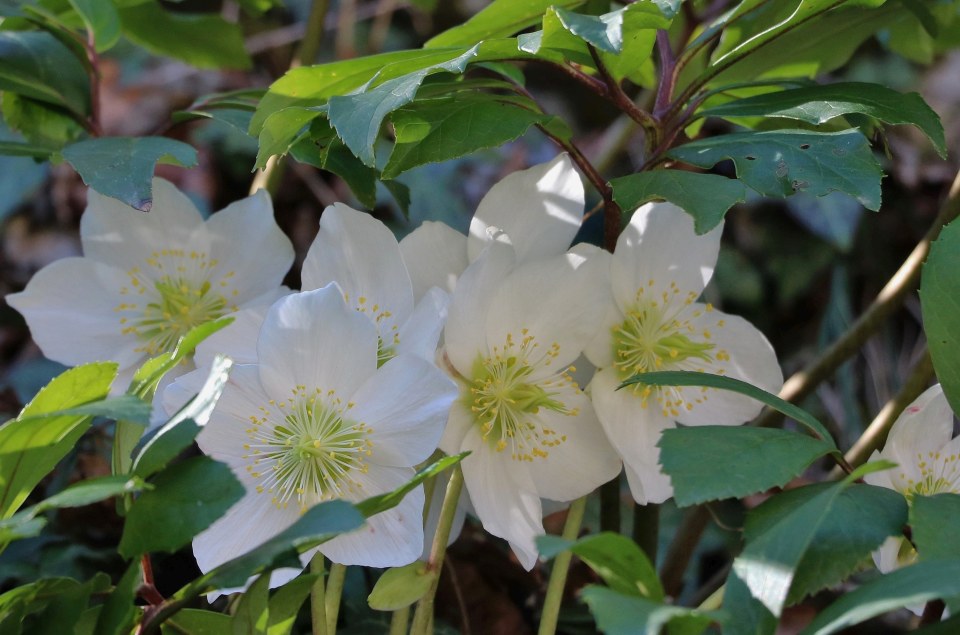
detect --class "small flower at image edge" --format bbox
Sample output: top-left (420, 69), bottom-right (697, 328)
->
top-left (864, 384), bottom-right (960, 582)
top-left (584, 202), bottom-right (784, 505)
top-left (6, 179), bottom-right (294, 387)
top-left (168, 285), bottom-right (456, 590)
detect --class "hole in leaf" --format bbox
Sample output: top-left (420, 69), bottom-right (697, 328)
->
top-left (745, 155), bottom-right (756, 161)
top-left (799, 144), bottom-right (811, 150)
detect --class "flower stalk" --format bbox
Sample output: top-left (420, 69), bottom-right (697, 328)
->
top-left (325, 563), bottom-right (347, 633)
top-left (538, 496), bottom-right (588, 635)
top-left (311, 554), bottom-right (329, 635)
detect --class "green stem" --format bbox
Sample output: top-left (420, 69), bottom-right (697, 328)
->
top-left (538, 496), bottom-right (588, 635)
top-left (389, 606), bottom-right (410, 635)
top-left (325, 563), bottom-right (347, 633)
top-left (410, 466), bottom-right (465, 635)
top-left (310, 553), bottom-right (328, 635)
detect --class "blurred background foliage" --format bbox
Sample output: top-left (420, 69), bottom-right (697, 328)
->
top-left (0, 0), bottom-right (957, 632)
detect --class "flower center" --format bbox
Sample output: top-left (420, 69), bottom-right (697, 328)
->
top-left (901, 451), bottom-right (960, 500)
top-left (115, 249), bottom-right (239, 355)
top-left (242, 386), bottom-right (373, 513)
top-left (611, 281), bottom-right (730, 417)
top-left (347, 293), bottom-right (399, 367)
top-left (465, 331), bottom-right (576, 461)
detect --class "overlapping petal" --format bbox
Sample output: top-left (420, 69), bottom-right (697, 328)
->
top-left (399, 220), bottom-right (468, 301)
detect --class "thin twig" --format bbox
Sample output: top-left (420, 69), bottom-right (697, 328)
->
top-left (755, 170), bottom-right (960, 429)
top-left (653, 30), bottom-right (676, 119)
top-left (660, 506), bottom-right (711, 598)
top-left (587, 45), bottom-right (659, 132)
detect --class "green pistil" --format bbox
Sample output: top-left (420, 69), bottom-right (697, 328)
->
top-left (132, 277), bottom-right (228, 354)
top-left (377, 337), bottom-right (396, 368)
top-left (612, 306), bottom-right (717, 383)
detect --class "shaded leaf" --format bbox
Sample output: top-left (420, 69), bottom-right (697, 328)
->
top-left (94, 560), bottom-right (141, 635)
top-left (368, 561), bottom-right (436, 610)
top-left (266, 574), bottom-right (318, 635)
top-left (231, 573), bottom-right (269, 635)
top-left (62, 137), bottom-right (198, 211)
top-left (67, 0), bottom-right (121, 52)
top-left (582, 586), bottom-right (717, 635)
top-left (0, 31), bottom-right (89, 115)
top-left (161, 609), bottom-right (232, 635)
top-left (920, 219), bottom-right (960, 416)
top-left (911, 494), bottom-right (960, 561)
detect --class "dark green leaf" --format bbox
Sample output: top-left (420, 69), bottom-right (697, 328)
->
top-left (59, 395), bottom-right (151, 425)
top-left (911, 494), bottom-right (960, 561)
top-left (0, 362), bottom-right (117, 518)
top-left (623, 370), bottom-right (837, 444)
top-left (231, 573), bottom-right (270, 635)
top-left (724, 480), bottom-right (855, 632)
top-left (355, 452), bottom-right (468, 517)
top-left (131, 355), bottom-right (233, 479)
top-left (426, 0), bottom-right (586, 47)
top-left (67, 0), bottom-right (121, 52)
top-left (161, 609), bottom-right (232, 635)
top-left (118, 1), bottom-right (251, 70)
top-left (668, 130), bottom-right (883, 211)
top-left (537, 532), bottom-right (663, 600)
top-left (266, 574), bottom-right (317, 635)
top-left (289, 121), bottom-right (378, 209)
top-left (0, 31), bottom-right (89, 115)
top-left (581, 586), bottom-right (718, 635)
top-left (94, 560), bottom-right (141, 635)
top-left (746, 483), bottom-right (908, 604)
top-left (119, 456), bottom-right (244, 558)
top-left (913, 614), bottom-right (960, 635)
top-left (610, 170), bottom-right (747, 234)
top-left (0, 140), bottom-right (57, 159)
top-left (367, 561), bottom-right (436, 610)
top-left (701, 83), bottom-right (946, 157)
top-left (920, 219), bottom-right (960, 416)
top-left (328, 46), bottom-right (481, 166)
top-left (383, 94), bottom-right (548, 179)
top-left (62, 136), bottom-right (198, 211)
top-left (800, 560), bottom-right (960, 635)
top-left (1, 93), bottom-right (85, 149)
top-left (255, 107), bottom-right (322, 170)
top-left (659, 426), bottom-right (835, 506)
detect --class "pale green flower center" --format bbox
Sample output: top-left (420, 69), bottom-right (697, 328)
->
top-left (465, 331), bottom-right (577, 462)
top-left (243, 386), bottom-right (373, 513)
top-left (116, 249), bottom-right (238, 355)
top-left (900, 450), bottom-right (960, 500)
top-left (612, 280), bottom-right (729, 417)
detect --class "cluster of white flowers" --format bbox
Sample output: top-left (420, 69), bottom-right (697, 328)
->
top-left (7, 156), bottom-right (783, 585)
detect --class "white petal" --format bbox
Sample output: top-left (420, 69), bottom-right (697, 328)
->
top-left (590, 368), bottom-right (674, 504)
top-left (399, 221), bottom-right (468, 301)
top-left (349, 354), bottom-right (456, 468)
top-left (460, 432), bottom-right (543, 570)
top-left (257, 286), bottom-right (378, 400)
top-left (469, 155), bottom-right (584, 265)
top-left (862, 451), bottom-right (894, 490)
top-left (611, 202), bottom-right (721, 315)
top-left (6, 257), bottom-right (143, 369)
top-left (396, 287), bottom-right (449, 361)
top-left (439, 400), bottom-right (475, 456)
top-left (204, 190), bottom-right (295, 305)
top-left (319, 467), bottom-right (425, 568)
top-left (443, 241), bottom-right (516, 375)
top-left (675, 308), bottom-right (783, 426)
top-left (80, 178), bottom-right (204, 270)
top-left (195, 364), bottom-right (273, 466)
top-left (194, 290), bottom-right (289, 368)
top-left (884, 385), bottom-right (954, 466)
top-left (302, 203), bottom-right (414, 334)
top-left (527, 389), bottom-right (621, 501)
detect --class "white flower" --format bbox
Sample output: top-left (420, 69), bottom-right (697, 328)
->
top-left (864, 384), bottom-right (960, 581)
top-left (170, 285), bottom-right (456, 587)
top-left (439, 240), bottom-right (621, 569)
top-left (6, 179), bottom-right (294, 386)
top-left (584, 202), bottom-right (783, 505)
top-left (399, 154), bottom-right (585, 302)
top-left (302, 203), bottom-right (448, 364)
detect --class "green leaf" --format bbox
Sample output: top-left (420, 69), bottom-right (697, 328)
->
top-left (0, 31), bottom-right (89, 115)
top-left (131, 355), bottom-right (233, 479)
top-left (59, 395), bottom-right (151, 425)
top-left (289, 120), bottom-right (378, 208)
top-left (426, 0), bottom-right (586, 47)
top-left (799, 560), bottom-right (960, 635)
top-left (1, 93), bottom-right (86, 149)
top-left (328, 46), bottom-right (481, 167)
top-left (355, 452), bottom-right (469, 517)
top-left (118, 456), bottom-right (244, 558)
top-left (537, 532), bottom-right (663, 600)
top-left (67, 0), bottom-right (121, 52)
top-left (232, 573), bottom-right (270, 635)
top-left (0, 575), bottom-right (108, 635)
top-left (911, 494), bottom-right (960, 561)
top-left (383, 94), bottom-right (548, 179)
top-left (0, 362), bottom-right (117, 519)
top-left (700, 82), bottom-right (946, 157)
top-left (62, 136), bottom-right (198, 211)
top-left (668, 129), bottom-right (883, 211)
top-left (723, 480), bottom-right (855, 633)
top-left (255, 107), bottom-right (322, 170)
top-left (368, 561), bottom-right (437, 610)
top-left (0, 140), bottom-right (57, 158)
top-left (659, 426), bottom-right (835, 506)
top-left (118, 1), bottom-right (251, 70)
top-left (610, 170), bottom-right (748, 234)
top-left (746, 483), bottom-right (907, 604)
top-left (920, 219), bottom-right (960, 416)
top-left (622, 370), bottom-right (837, 445)
top-left (581, 586), bottom-right (718, 635)
top-left (94, 560), bottom-right (141, 635)
top-left (266, 574), bottom-right (317, 635)
top-left (161, 609), bottom-right (232, 635)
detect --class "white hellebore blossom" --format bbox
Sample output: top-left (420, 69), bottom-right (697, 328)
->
top-left (7, 179), bottom-right (294, 386)
top-left (302, 203), bottom-right (448, 364)
top-left (864, 384), bottom-right (960, 579)
top-left (440, 240), bottom-right (621, 570)
top-left (585, 203), bottom-right (783, 505)
top-left (169, 285), bottom-right (456, 586)
top-left (398, 154), bottom-right (585, 302)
